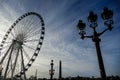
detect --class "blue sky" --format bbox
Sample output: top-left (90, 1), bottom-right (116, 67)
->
top-left (0, 0), bottom-right (120, 78)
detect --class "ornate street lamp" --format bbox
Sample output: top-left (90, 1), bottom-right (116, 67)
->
top-left (49, 60), bottom-right (55, 80)
top-left (77, 7), bottom-right (113, 80)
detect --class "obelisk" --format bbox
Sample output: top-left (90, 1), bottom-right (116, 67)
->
top-left (59, 60), bottom-right (62, 80)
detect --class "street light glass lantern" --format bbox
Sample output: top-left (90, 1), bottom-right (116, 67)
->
top-left (87, 11), bottom-right (97, 23)
top-left (101, 7), bottom-right (114, 30)
top-left (101, 7), bottom-right (113, 20)
top-left (77, 20), bottom-right (86, 31)
top-left (77, 20), bottom-right (86, 39)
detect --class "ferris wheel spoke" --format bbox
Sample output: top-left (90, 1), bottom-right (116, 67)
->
top-left (25, 21), bottom-right (41, 34)
top-left (23, 44), bottom-right (36, 50)
top-left (25, 30), bottom-right (41, 40)
top-left (24, 39), bottom-right (39, 43)
top-left (23, 18), bottom-right (37, 34)
top-left (25, 26), bottom-right (41, 36)
top-left (17, 17), bottom-right (29, 35)
top-left (16, 18), bottom-right (29, 35)
top-left (25, 16), bottom-right (38, 29)
top-left (13, 19), bottom-right (25, 37)
top-left (4, 42), bottom-right (12, 44)
top-left (13, 24), bottom-right (20, 37)
top-left (22, 15), bottom-right (34, 31)
top-left (10, 31), bottom-right (16, 39)
top-left (5, 42), bottom-right (12, 43)
top-left (23, 16), bottom-right (39, 33)
top-left (22, 48), bottom-right (30, 61)
top-left (24, 22), bottom-right (41, 37)
top-left (15, 26), bottom-right (21, 36)
top-left (18, 19), bottom-right (25, 34)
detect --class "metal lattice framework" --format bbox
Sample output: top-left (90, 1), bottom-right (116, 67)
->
top-left (0, 12), bottom-right (45, 79)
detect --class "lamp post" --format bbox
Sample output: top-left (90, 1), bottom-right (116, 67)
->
top-left (77, 7), bottom-right (113, 80)
top-left (49, 60), bottom-right (55, 80)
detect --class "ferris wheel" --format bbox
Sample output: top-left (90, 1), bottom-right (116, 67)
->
top-left (0, 12), bottom-right (45, 80)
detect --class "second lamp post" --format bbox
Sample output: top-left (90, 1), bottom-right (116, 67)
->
top-left (77, 7), bottom-right (113, 80)
top-left (49, 60), bottom-right (55, 80)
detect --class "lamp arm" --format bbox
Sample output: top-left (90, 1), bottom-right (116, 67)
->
top-left (84, 35), bottom-right (93, 38)
top-left (98, 28), bottom-right (110, 36)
